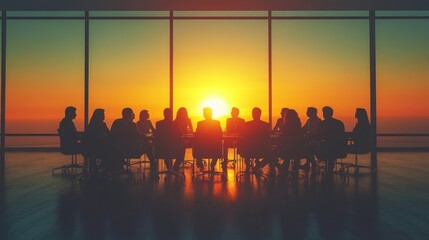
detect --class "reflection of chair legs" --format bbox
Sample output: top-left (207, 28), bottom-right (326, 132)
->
top-left (196, 158), bottom-right (227, 181)
top-left (180, 148), bottom-right (195, 177)
top-left (157, 158), bottom-right (185, 180)
top-left (52, 154), bottom-right (84, 175)
top-left (236, 158), bottom-right (270, 181)
top-left (349, 153), bottom-right (370, 175)
top-left (223, 143), bottom-right (238, 169)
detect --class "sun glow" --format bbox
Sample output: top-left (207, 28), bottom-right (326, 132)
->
top-left (200, 97), bottom-right (229, 119)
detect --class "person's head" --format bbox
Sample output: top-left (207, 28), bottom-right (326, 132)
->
top-left (281, 108), bottom-right (289, 118)
top-left (89, 109), bottom-right (105, 125)
top-left (65, 106), bottom-right (77, 120)
top-left (176, 107), bottom-right (189, 121)
top-left (203, 107), bottom-right (213, 120)
top-left (139, 110), bottom-right (149, 121)
top-left (231, 107), bottom-right (240, 118)
top-left (355, 108), bottom-right (370, 125)
top-left (322, 106), bottom-right (334, 120)
top-left (306, 107), bottom-right (318, 118)
top-left (122, 108), bottom-right (135, 121)
top-left (286, 109), bottom-right (301, 128)
top-left (163, 108), bottom-right (173, 121)
top-left (252, 107), bottom-right (262, 120)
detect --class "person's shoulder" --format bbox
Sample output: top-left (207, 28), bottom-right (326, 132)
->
top-left (262, 121), bottom-right (270, 128)
top-left (112, 118), bottom-right (122, 125)
top-left (156, 119), bottom-right (165, 125)
top-left (334, 118), bottom-right (344, 125)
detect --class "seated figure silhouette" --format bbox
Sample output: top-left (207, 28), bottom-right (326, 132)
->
top-left (136, 109), bottom-right (155, 134)
top-left (174, 107), bottom-right (194, 135)
top-left (272, 108), bottom-right (288, 133)
top-left (174, 107), bottom-right (194, 163)
top-left (317, 106), bottom-right (346, 173)
top-left (224, 107), bottom-right (245, 163)
top-left (85, 109), bottom-right (119, 172)
top-left (348, 108), bottom-right (371, 154)
top-left (255, 109), bottom-right (304, 175)
top-left (58, 106), bottom-right (82, 154)
top-left (278, 109), bottom-right (305, 173)
top-left (193, 107), bottom-right (223, 171)
top-left (238, 107), bottom-right (270, 172)
top-left (110, 108), bottom-right (145, 159)
top-left (302, 107), bottom-right (322, 172)
top-left (154, 108), bottom-right (184, 171)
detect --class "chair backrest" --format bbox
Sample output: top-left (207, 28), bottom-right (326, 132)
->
top-left (153, 122), bottom-right (183, 159)
top-left (238, 121), bottom-right (270, 159)
top-left (192, 120), bottom-right (223, 159)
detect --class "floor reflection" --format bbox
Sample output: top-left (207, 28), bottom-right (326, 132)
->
top-left (3, 152), bottom-right (429, 239)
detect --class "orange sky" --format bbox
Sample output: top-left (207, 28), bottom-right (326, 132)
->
top-left (3, 17), bottom-right (429, 135)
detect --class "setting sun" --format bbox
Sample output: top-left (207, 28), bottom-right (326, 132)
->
top-left (200, 97), bottom-right (229, 118)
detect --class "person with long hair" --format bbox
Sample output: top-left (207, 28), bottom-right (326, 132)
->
top-left (348, 108), bottom-right (371, 153)
top-left (272, 108), bottom-right (288, 133)
top-left (136, 109), bottom-right (155, 135)
top-left (255, 109), bottom-right (304, 176)
top-left (174, 107), bottom-right (193, 135)
top-left (174, 107), bottom-right (194, 166)
top-left (85, 109), bottom-right (118, 172)
top-left (279, 109), bottom-right (305, 173)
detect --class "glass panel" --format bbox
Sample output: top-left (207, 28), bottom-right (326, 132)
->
top-left (272, 11), bottom-right (368, 17)
top-left (376, 11), bottom-right (429, 17)
top-left (377, 20), bottom-right (429, 137)
top-left (6, 20), bottom-right (84, 147)
top-left (174, 20), bottom-right (268, 128)
top-left (377, 136), bottom-right (429, 148)
top-left (6, 136), bottom-right (59, 148)
top-left (8, 11), bottom-right (84, 17)
top-left (90, 11), bottom-right (169, 17)
top-left (90, 20), bottom-right (169, 127)
top-left (174, 11), bottom-right (267, 17)
top-left (272, 20), bottom-right (370, 131)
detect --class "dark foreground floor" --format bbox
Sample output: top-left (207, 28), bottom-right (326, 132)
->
top-left (0, 152), bottom-right (428, 240)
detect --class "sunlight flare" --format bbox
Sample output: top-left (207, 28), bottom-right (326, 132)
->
top-left (200, 97), bottom-right (229, 119)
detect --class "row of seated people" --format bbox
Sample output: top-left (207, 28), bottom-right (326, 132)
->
top-left (248, 106), bottom-right (371, 175)
top-left (58, 104), bottom-right (371, 176)
top-left (58, 106), bottom-right (222, 176)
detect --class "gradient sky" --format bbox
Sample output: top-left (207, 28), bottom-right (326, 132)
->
top-left (2, 11), bottom-right (429, 147)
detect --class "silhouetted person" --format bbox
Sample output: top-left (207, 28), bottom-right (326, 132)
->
top-left (193, 107), bottom-right (223, 171)
top-left (58, 106), bottom-right (82, 154)
top-left (272, 108), bottom-right (288, 133)
top-left (302, 107), bottom-right (322, 172)
top-left (85, 109), bottom-right (119, 173)
top-left (154, 108), bottom-right (183, 171)
top-left (174, 107), bottom-right (194, 135)
top-left (317, 106), bottom-right (346, 173)
top-left (255, 109), bottom-right (304, 175)
top-left (279, 109), bottom-right (305, 173)
top-left (136, 110), bottom-right (155, 134)
top-left (136, 109), bottom-right (157, 170)
top-left (238, 107), bottom-right (270, 172)
top-left (348, 108), bottom-right (371, 154)
top-left (111, 108), bottom-right (145, 160)
top-left (223, 107), bottom-right (245, 163)
top-left (174, 107), bottom-right (194, 164)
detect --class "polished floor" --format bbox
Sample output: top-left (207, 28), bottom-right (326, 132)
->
top-left (0, 152), bottom-right (428, 240)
